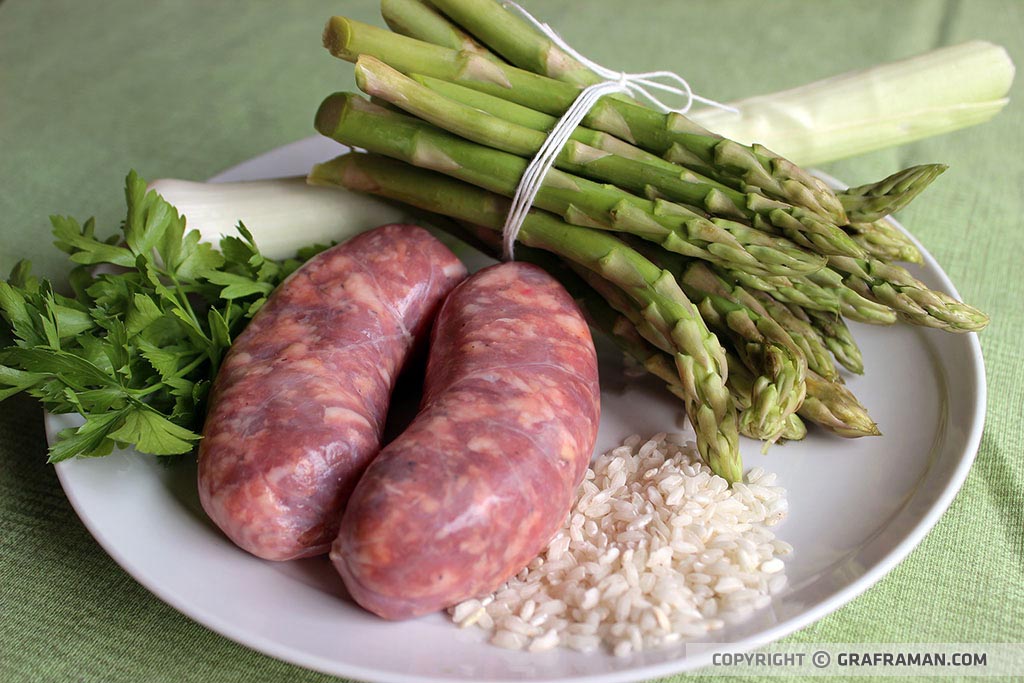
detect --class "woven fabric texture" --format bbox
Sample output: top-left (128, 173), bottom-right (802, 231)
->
top-left (1, 1), bottom-right (1021, 681)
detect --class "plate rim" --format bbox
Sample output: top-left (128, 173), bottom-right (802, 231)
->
top-left (50, 140), bottom-right (988, 683)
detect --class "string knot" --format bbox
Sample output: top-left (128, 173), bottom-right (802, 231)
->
top-left (498, 2), bottom-right (738, 260)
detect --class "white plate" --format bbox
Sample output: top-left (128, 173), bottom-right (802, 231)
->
top-left (50, 137), bottom-right (986, 683)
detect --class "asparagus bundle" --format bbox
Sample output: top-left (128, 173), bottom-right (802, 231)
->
top-left (310, 0), bottom-right (989, 482)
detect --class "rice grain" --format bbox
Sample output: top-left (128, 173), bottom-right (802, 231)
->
top-left (448, 433), bottom-right (790, 656)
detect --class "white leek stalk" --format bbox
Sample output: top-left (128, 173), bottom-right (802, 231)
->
top-left (690, 41), bottom-right (1015, 166)
top-left (146, 177), bottom-right (409, 260)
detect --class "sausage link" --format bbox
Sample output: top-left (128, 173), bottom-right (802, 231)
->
top-left (198, 224), bottom-right (466, 561)
top-left (333, 262), bottom-right (600, 619)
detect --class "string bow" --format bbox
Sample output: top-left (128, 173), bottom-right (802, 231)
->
top-left (499, 2), bottom-right (737, 259)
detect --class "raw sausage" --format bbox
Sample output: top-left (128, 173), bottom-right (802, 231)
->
top-left (198, 224), bottom-right (466, 561)
top-left (332, 262), bottom-right (600, 619)
top-left (198, 224), bottom-right (465, 561)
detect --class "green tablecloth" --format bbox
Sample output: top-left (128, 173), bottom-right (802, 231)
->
top-left (1, 1), bottom-right (1021, 681)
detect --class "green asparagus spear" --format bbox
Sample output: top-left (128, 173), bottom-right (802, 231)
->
top-left (422, 0), bottom-right (852, 224)
top-left (557, 258), bottom-right (808, 446)
top-left (846, 219), bottom-right (924, 264)
top-left (668, 261), bottom-right (808, 445)
top-left (411, 73), bottom-right (684, 171)
top-left (322, 16), bottom-right (847, 223)
top-left (802, 308), bottom-right (865, 374)
top-left (354, 55), bottom-right (864, 257)
top-left (677, 263), bottom-right (807, 358)
top-left (725, 351), bottom-right (807, 442)
top-left (838, 164), bottom-right (947, 223)
top-left (428, 0), bottom-right (607, 90)
top-left (716, 267), bottom-right (896, 325)
top-left (316, 91), bottom-right (824, 277)
top-left (725, 337), bottom-right (807, 447)
top-left (616, 243), bottom-right (818, 415)
top-left (805, 268), bottom-right (903, 324)
top-left (417, 71), bottom-right (848, 271)
top-left (310, 151), bottom-right (742, 481)
top-left (747, 289), bottom-right (840, 380)
top-left (716, 268), bottom-right (821, 309)
top-left (828, 255), bottom-right (989, 332)
top-left (799, 372), bottom-right (880, 438)
top-left (381, 0), bottom-right (503, 61)
top-left (573, 264), bottom-right (807, 444)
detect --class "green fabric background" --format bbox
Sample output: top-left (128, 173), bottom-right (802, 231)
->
top-left (1, 1), bottom-right (1021, 681)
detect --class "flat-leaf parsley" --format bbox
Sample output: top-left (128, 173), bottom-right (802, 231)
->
top-left (0, 171), bottom-right (327, 462)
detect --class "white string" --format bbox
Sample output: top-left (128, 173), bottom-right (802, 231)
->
top-left (498, 2), bottom-right (738, 260)
top-left (502, 80), bottom-right (626, 259)
top-left (503, 1), bottom-right (739, 115)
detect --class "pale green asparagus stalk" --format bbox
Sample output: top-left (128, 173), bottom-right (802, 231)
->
top-left (322, 16), bottom-right (848, 223)
top-left (621, 245), bottom-right (827, 411)
top-left (419, 0), bottom-right (849, 222)
top-left (677, 263), bottom-right (809, 358)
top-left (724, 352), bottom-right (807, 442)
top-left (315, 91), bottom-right (825, 277)
top-left (354, 55), bottom-right (864, 257)
top-left (418, 79), bottom-right (879, 278)
top-left (720, 268), bottom-right (827, 312)
top-left (806, 268), bottom-right (903, 324)
top-left (551, 255), bottom-right (808, 445)
top-left (418, 71), bottom-right (841, 268)
top-left (615, 235), bottom-right (821, 372)
top-left (567, 258), bottom-right (677, 359)
top-left (416, 72), bottom-right (820, 269)
top-left (310, 151), bottom-right (742, 481)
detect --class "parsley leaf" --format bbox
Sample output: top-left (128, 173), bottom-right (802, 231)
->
top-left (0, 171), bottom-right (314, 462)
top-left (48, 410), bottom-right (126, 462)
top-left (107, 405), bottom-right (200, 457)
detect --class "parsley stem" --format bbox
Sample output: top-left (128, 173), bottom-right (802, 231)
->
top-left (178, 352), bottom-right (211, 379)
top-left (163, 270), bottom-right (211, 345)
top-left (134, 353), bottom-right (209, 398)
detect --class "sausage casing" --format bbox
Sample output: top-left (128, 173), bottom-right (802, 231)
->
top-left (198, 224), bottom-right (466, 561)
top-left (333, 262), bottom-right (600, 618)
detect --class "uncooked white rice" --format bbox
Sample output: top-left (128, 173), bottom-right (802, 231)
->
top-left (448, 433), bottom-right (790, 656)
